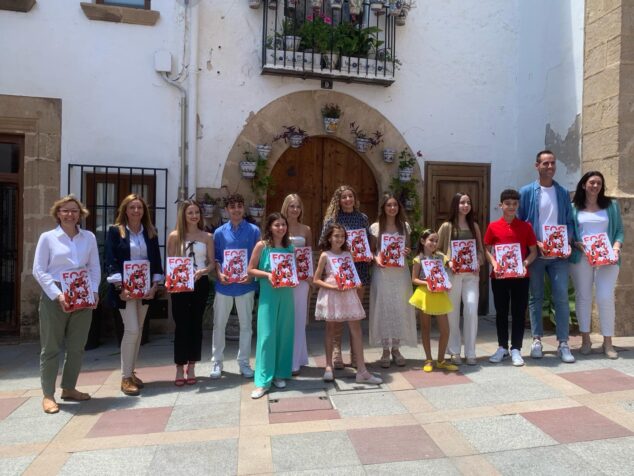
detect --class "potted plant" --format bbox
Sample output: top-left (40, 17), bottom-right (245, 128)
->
top-left (282, 18), bottom-right (302, 52)
top-left (349, 0), bottom-right (363, 15)
top-left (268, 0), bottom-right (278, 9)
top-left (256, 143), bottom-right (272, 160)
top-left (321, 103), bottom-right (342, 134)
top-left (349, 121), bottom-right (383, 152)
top-left (339, 24), bottom-right (384, 76)
top-left (397, 149), bottom-right (420, 182)
top-left (370, 0), bottom-right (386, 13)
top-left (396, 0), bottom-right (415, 25)
top-left (299, 13), bottom-right (333, 69)
top-left (248, 0), bottom-right (261, 8)
top-left (199, 193), bottom-right (217, 218)
top-left (250, 159), bottom-right (274, 218)
top-left (383, 148), bottom-right (396, 163)
top-left (274, 125), bottom-right (310, 148)
top-left (329, 0), bottom-right (343, 9)
top-left (240, 150), bottom-right (258, 178)
top-left (387, 0), bottom-right (402, 16)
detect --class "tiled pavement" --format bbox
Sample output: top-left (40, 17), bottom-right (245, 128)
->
top-left (1, 316), bottom-right (634, 475)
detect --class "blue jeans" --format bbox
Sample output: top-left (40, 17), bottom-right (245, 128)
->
top-left (528, 257), bottom-right (570, 342)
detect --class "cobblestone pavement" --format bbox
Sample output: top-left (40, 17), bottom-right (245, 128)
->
top-left (1, 316), bottom-right (634, 475)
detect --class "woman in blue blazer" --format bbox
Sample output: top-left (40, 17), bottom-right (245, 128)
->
top-left (105, 194), bottom-right (163, 396)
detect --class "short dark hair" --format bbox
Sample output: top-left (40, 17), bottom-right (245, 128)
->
top-left (500, 189), bottom-right (520, 202)
top-left (536, 150), bottom-right (555, 163)
top-left (225, 193), bottom-right (244, 207)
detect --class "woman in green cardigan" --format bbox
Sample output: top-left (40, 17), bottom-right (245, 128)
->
top-left (570, 171), bottom-right (624, 359)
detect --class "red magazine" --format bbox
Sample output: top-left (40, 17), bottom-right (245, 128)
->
top-left (60, 268), bottom-right (95, 311)
top-left (270, 251), bottom-right (299, 288)
top-left (380, 234), bottom-right (405, 267)
top-left (347, 229), bottom-right (373, 263)
top-left (582, 233), bottom-right (617, 266)
top-left (123, 260), bottom-right (151, 298)
top-left (421, 259), bottom-right (452, 292)
top-left (329, 252), bottom-right (362, 290)
top-left (222, 249), bottom-right (248, 283)
top-left (542, 225), bottom-right (570, 258)
top-left (294, 246), bottom-right (314, 281)
top-left (494, 244), bottom-right (525, 278)
top-left (165, 257), bottom-right (195, 293)
top-left (450, 239), bottom-right (478, 273)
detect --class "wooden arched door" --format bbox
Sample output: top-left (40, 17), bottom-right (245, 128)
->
top-left (266, 137), bottom-right (379, 244)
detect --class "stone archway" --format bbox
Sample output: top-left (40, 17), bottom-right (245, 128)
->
top-left (219, 90), bottom-right (422, 220)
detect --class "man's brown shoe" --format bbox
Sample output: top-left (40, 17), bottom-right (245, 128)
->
top-left (61, 389), bottom-right (91, 401)
top-left (131, 372), bottom-right (144, 389)
top-left (121, 377), bottom-right (140, 396)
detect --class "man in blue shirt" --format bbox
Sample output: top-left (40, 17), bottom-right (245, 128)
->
top-left (518, 150), bottom-right (575, 363)
top-left (210, 194), bottom-right (261, 379)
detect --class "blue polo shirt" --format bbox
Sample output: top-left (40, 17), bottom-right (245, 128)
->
top-left (214, 219), bottom-right (261, 296)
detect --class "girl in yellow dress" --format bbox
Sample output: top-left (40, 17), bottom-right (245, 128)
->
top-left (409, 229), bottom-right (458, 373)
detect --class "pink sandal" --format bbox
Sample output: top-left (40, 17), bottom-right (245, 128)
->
top-left (186, 362), bottom-right (197, 385)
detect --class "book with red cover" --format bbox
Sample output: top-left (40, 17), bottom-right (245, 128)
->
top-left (541, 225), bottom-right (570, 258)
top-left (329, 252), bottom-right (362, 290)
top-left (270, 251), bottom-right (299, 288)
top-left (294, 246), bottom-right (314, 281)
top-left (380, 234), bottom-right (405, 267)
top-left (123, 259), bottom-right (151, 298)
top-left (450, 239), bottom-right (478, 273)
top-left (60, 268), bottom-right (95, 311)
top-left (582, 232), bottom-right (617, 266)
top-left (165, 257), bottom-right (195, 293)
top-left (494, 243), bottom-right (525, 278)
top-left (346, 229), bottom-right (373, 263)
top-left (222, 249), bottom-right (248, 283)
top-left (421, 259), bottom-right (452, 292)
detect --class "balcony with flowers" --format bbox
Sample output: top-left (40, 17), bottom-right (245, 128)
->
top-left (260, 0), bottom-right (403, 86)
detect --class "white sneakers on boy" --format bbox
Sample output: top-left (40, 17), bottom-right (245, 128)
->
top-left (489, 347), bottom-right (509, 363)
top-left (530, 339), bottom-right (543, 359)
top-left (558, 342), bottom-right (575, 363)
top-left (511, 349), bottom-right (524, 367)
top-left (239, 361), bottom-right (255, 378)
top-left (210, 361), bottom-right (223, 379)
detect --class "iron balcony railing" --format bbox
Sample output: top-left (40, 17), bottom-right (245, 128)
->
top-left (261, 0), bottom-right (398, 86)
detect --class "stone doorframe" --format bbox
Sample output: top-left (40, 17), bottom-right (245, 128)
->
top-left (0, 94), bottom-right (61, 339)
top-left (218, 90), bottom-right (423, 210)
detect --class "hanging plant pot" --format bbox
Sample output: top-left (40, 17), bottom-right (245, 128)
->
top-left (323, 117), bottom-right (340, 134)
top-left (310, 0), bottom-right (323, 8)
top-left (355, 137), bottom-right (371, 153)
top-left (287, 0), bottom-right (300, 8)
top-left (329, 0), bottom-right (343, 9)
top-left (349, 0), bottom-right (362, 15)
top-left (395, 9), bottom-right (407, 26)
top-left (240, 160), bottom-right (257, 178)
top-left (289, 133), bottom-right (306, 148)
top-left (370, 1), bottom-right (385, 13)
top-left (399, 166), bottom-right (414, 182)
top-left (248, 0), bottom-right (261, 8)
top-left (388, 0), bottom-right (402, 15)
top-left (249, 205), bottom-right (265, 217)
top-left (383, 148), bottom-right (396, 163)
top-left (284, 35), bottom-right (302, 52)
top-left (256, 144), bottom-right (272, 160)
top-left (201, 203), bottom-right (215, 218)
top-left (405, 198), bottom-right (415, 211)
top-left (268, 0), bottom-right (277, 9)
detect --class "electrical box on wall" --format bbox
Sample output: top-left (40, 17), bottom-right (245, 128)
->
top-left (154, 50), bottom-right (172, 73)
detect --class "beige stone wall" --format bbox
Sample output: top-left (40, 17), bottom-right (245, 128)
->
top-left (0, 94), bottom-right (62, 339)
top-left (583, 1), bottom-right (634, 335)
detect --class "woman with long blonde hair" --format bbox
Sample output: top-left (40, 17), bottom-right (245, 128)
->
top-left (281, 194), bottom-right (312, 375)
top-left (167, 200), bottom-right (214, 385)
top-left (105, 194), bottom-right (163, 396)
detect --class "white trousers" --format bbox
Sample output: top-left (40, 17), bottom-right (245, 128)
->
top-left (447, 272), bottom-right (480, 358)
top-left (292, 281), bottom-right (310, 372)
top-left (120, 300), bottom-right (149, 378)
top-left (212, 291), bottom-right (254, 364)
top-left (570, 259), bottom-right (619, 336)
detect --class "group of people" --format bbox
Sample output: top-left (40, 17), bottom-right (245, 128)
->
top-left (32, 149), bottom-right (624, 413)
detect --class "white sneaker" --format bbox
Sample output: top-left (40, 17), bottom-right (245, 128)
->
top-left (250, 387), bottom-right (268, 399)
top-left (210, 361), bottom-right (223, 379)
top-left (558, 342), bottom-right (576, 363)
top-left (530, 339), bottom-right (543, 359)
top-left (272, 378), bottom-right (286, 389)
top-left (239, 361), bottom-right (254, 378)
top-left (355, 371), bottom-right (383, 385)
top-left (511, 349), bottom-right (524, 367)
top-left (489, 347), bottom-right (509, 363)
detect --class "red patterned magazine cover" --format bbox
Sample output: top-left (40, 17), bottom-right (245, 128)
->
top-left (380, 234), bottom-right (405, 267)
top-left (421, 259), bottom-right (452, 292)
top-left (270, 251), bottom-right (299, 288)
top-left (542, 225), bottom-right (570, 258)
top-left (165, 257), bottom-right (195, 293)
top-left (494, 244), bottom-right (525, 278)
top-left (60, 268), bottom-right (95, 311)
top-left (222, 249), bottom-right (248, 283)
top-left (582, 233), bottom-right (616, 266)
top-left (294, 246), bottom-right (314, 281)
top-left (329, 253), bottom-right (362, 290)
top-left (347, 229), bottom-right (373, 263)
top-left (123, 260), bottom-right (150, 298)
top-left (450, 239), bottom-right (478, 273)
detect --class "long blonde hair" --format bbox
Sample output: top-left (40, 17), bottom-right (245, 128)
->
top-left (281, 193), bottom-right (304, 222)
top-left (323, 185), bottom-right (360, 223)
top-left (114, 194), bottom-right (156, 239)
top-left (174, 200), bottom-right (204, 255)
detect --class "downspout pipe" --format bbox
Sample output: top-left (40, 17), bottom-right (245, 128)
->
top-left (187, 1), bottom-right (200, 204)
top-left (160, 72), bottom-right (188, 203)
